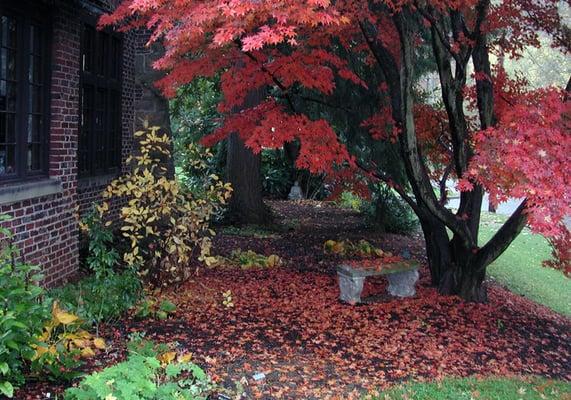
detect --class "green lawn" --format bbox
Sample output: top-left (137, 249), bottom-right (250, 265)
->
top-left (370, 376), bottom-right (571, 400)
top-left (479, 212), bottom-right (571, 316)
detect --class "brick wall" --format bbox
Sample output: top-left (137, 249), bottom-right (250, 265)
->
top-left (0, 2), bottom-right (81, 287)
top-left (0, 0), bottom-right (136, 287)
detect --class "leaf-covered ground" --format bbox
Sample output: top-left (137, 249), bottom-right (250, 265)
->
top-left (18, 201), bottom-right (571, 399)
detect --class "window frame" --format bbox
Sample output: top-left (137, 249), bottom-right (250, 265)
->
top-left (78, 15), bottom-right (123, 178)
top-left (0, 1), bottom-right (52, 183)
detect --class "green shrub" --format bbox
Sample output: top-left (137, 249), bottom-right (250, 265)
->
top-left (261, 149), bottom-right (294, 198)
top-left (366, 186), bottom-right (418, 234)
top-left (48, 271), bottom-right (142, 328)
top-left (134, 298), bottom-right (177, 320)
top-left (0, 215), bottom-right (49, 397)
top-left (64, 338), bottom-right (214, 400)
top-left (80, 207), bottom-right (120, 279)
top-left (337, 191), bottom-right (364, 211)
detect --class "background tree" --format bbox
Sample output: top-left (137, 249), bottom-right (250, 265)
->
top-left (102, 0), bottom-right (570, 301)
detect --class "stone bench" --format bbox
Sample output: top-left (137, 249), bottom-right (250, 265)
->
top-left (337, 261), bottom-right (419, 303)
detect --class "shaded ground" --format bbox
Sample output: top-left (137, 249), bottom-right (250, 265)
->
top-left (18, 201), bottom-right (571, 399)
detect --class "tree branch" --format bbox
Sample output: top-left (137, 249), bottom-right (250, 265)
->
top-left (475, 199), bottom-right (528, 269)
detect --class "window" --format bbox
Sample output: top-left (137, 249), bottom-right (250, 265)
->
top-left (0, 4), bottom-right (50, 181)
top-left (79, 22), bottom-right (122, 177)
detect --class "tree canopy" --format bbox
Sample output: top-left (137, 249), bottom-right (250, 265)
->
top-left (101, 0), bottom-right (571, 300)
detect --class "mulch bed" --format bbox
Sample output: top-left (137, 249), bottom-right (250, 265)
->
top-left (17, 200), bottom-right (571, 399)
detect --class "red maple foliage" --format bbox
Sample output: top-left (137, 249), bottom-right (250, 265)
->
top-left (466, 87), bottom-right (571, 275)
top-left (101, 0), bottom-right (570, 298)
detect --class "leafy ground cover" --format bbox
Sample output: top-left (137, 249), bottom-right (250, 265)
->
top-left (370, 376), bottom-right (571, 400)
top-left (16, 201), bottom-right (571, 399)
top-left (479, 212), bottom-right (571, 316)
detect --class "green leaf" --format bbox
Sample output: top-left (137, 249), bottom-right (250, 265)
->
top-left (159, 300), bottom-right (177, 313)
top-left (0, 381), bottom-right (14, 398)
top-left (0, 363), bottom-right (9, 375)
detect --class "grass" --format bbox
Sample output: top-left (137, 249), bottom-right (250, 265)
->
top-left (369, 376), bottom-right (571, 400)
top-left (478, 212), bottom-right (571, 316)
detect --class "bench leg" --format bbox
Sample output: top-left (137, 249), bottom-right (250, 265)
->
top-left (338, 273), bottom-right (365, 303)
top-left (387, 269), bottom-right (419, 298)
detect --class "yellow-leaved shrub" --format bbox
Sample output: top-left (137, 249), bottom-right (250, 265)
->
top-left (100, 127), bottom-right (232, 285)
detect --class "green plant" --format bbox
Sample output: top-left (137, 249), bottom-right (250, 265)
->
top-left (208, 249), bottom-right (283, 269)
top-left (0, 214), bottom-right (49, 397)
top-left (31, 302), bottom-right (106, 382)
top-left (323, 239), bottom-right (388, 258)
top-left (64, 339), bottom-right (214, 400)
top-left (101, 127), bottom-right (232, 285)
top-left (134, 298), bottom-right (177, 320)
top-left (261, 149), bottom-right (294, 198)
top-left (337, 191), bottom-right (364, 211)
top-left (48, 271), bottom-right (142, 327)
top-left (79, 207), bottom-right (120, 279)
top-left (366, 186), bottom-right (418, 234)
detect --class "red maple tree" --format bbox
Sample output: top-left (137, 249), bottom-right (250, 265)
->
top-left (101, 0), bottom-right (570, 300)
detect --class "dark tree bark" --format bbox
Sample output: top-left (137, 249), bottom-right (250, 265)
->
top-left (226, 133), bottom-right (271, 224)
top-left (225, 86), bottom-right (271, 225)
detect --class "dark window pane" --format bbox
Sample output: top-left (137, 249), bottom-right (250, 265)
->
top-left (5, 82), bottom-right (16, 111)
top-left (27, 114), bottom-right (42, 142)
top-left (80, 23), bottom-right (123, 176)
top-left (97, 32), bottom-right (108, 76)
top-left (27, 143), bottom-right (40, 171)
top-left (5, 113), bottom-right (15, 143)
top-left (0, 80), bottom-right (5, 110)
top-left (1, 16), bottom-right (17, 48)
top-left (29, 84), bottom-right (42, 113)
top-left (29, 55), bottom-right (42, 84)
top-left (30, 25), bottom-right (42, 55)
top-left (1, 48), bottom-right (17, 81)
top-left (0, 144), bottom-right (16, 175)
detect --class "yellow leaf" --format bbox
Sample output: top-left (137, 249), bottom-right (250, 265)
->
top-left (52, 302), bottom-right (79, 325)
top-left (178, 353), bottom-right (193, 363)
top-left (80, 347), bottom-right (96, 358)
top-left (93, 337), bottom-right (106, 350)
top-left (72, 339), bottom-right (90, 349)
top-left (158, 351), bottom-right (177, 365)
top-left (267, 254), bottom-right (282, 267)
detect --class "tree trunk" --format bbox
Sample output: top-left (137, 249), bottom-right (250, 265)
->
top-left (226, 133), bottom-right (271, 224)
top-left (224, 82), bottom-right (271, 224)
top-left (419, 215), bottom-right (451, 286)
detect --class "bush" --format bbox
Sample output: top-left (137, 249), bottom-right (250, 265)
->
top-left (47, 271), bottom-right (142, 328)
top-left (101, 127), bottom-right (232, 285)
top-left (0, 215), bottom-right (49, 397)
top-left (261, 149), bottom-right (294, 198)
top-left (337, 191), bottom-right (364, 211)
top-left (79, 207), bottom-right (120, 279)
top-left (366, 186), bottom-right (418, 234)
top-left (64, 338), bottom-right (215, 400)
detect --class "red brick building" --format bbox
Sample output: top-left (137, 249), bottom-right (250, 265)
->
top-left (0, 0), bottom-right (167, 286)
